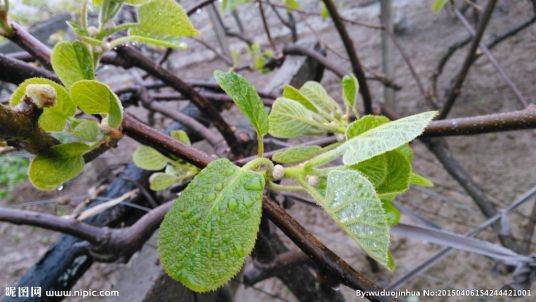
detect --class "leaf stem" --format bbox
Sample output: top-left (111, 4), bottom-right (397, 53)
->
top-left (97, 23), bottom-right (139, 40)
top-left (81, 0), bottom-right (88, 31)
top-left (266, 182), bottom-right (305, 192)
top-left (241, 157), bottom-right (274, 173)
top-left (305, 145), bottom-right (346, 169)
top-left (296, 177), bottom-right (325, 205)
top-left (257, 133), bottom-right (264, 158)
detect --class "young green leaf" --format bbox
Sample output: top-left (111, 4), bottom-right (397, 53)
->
top-left (346, 115), bottom-right (390, 139)
top-left (322, 170), bottom-right (393, 270)
top-left (50, 41), bottom-right (95, 89)
top-left (69, 80), bottom-right (123, 128)
top-left (299, 81), bottom-right (342, 116)
top-left (382, 203), bottom-right (400, 226)
top-left (397, 143), bottom-right (413, 162)
top-left (129, 0), bottom-right (200, 48)
top-left (221, 0), bottom-right (248, 12)
top-left (376, 150), bottom-right (412, 196)
top-left (158, 159), bottom-right (264, 292)
top-left (283, 84), bottom-right (318, 113)
top-left (410, 173), bottom-right (434, 187)
top-left (149, 172), bottom-right (181, 191)
top-left (99, 0), bottom-right (124, 26)
top-left (214, 70), bottom-right (269, 137)
top-left (341, 111), bottom-right (437, 165)
top-left (29, 142), bottom-right (90, 190)
top-left (351, 154), bottom-right (388, 187)
top-left (320, 2), bottom-right (329, 19)
top-left (171, 130), bottom-right (191, 145)
top-left (284, 0), bottom-right (300, 11)
top-left (124, 0), bottom-right (149, 4)
top-left (10, 78), bottom-right (76, 132)
top-left (272, 146), bottom-right (323, 164)
top-left (71, 119), bottom-right (103, 142)
top-left (66, 22), bottom-right (104, 45)
top-left (268, 98), bottom-right (323, 138)
top-left (133, 145), bottom-right (169, 171)
top-left (342, 74), bottom-right (359, 108)
top-left (432, 0), bottom-right (449, 13)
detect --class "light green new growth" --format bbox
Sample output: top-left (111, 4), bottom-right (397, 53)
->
top-left (272, 146), bottom-right (323, 164)
top-left (158, 159), bottom-right (264, 292)
top-left (51, 41), bottom-right (94, 89)
top-left (69, 80), bottom-right (123, 128)
top-left (268, 98), bottom-right (325, 138)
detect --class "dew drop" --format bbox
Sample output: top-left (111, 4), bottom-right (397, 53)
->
top-left (225, 168), bottom-right (235, 176)
top-left (244, 177), bottom-right (263, 191)
top-left (181, 208), bottom-right (194, 218)
top-left (244, 197), bottom-right (255, 208)
top-left (206, 193), bottom-right (217, 202)
top-left (214, 183), bottom-right (223, 191)
top-left (56, 184), bottom-right (64, 191)
top-left (228, 198), bottom-right (239, 210)
top-left (223, 234), bottom-right (230, 240)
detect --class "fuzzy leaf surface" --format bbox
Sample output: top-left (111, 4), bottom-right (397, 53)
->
top-left (158, 159), bottom-right (264, 292)
top-left (268, 98), bottom-right (322, 138)
top-left (133, 145), bottom-right (169, 171)
top-left (29, 142), bottom-right (90, 190)
top-left (323, 170), bottom-right (393, 270)
top-left (299, 81), bottom-right (342, 115)
top-left (214, 71), bottom-right (268, 137)
top-left (341, 111), bottom-right (437, 165)
top-left (129, 0), bottom-right (199, 48)
top-left (70, 80), bottom-right (123, 128)
top-left (342, 74), bottom-right (359, 107)
top-left (51, 41), bottom-right (94, 89)
top-left (272, 146), bottom-right (323, 164)
top-left (376, 150), bottom-right (412, 196)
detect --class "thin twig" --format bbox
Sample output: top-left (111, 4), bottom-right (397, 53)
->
top-left (258, 1), bottom-right (276, 50)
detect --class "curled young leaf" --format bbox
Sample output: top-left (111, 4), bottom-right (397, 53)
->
top-left (342, 74), bottom-right (359, 108)
top-left (214, 70), bottom-right (269, 137)
top-left (376, 150), bottom-right (412, 196)
top-left (158, 159), bottom-right (264, 292)
top-left (51, 41), bottom-right (94, 89)
top-left (69, 80), bottom-right (123, 128)
top-left (299, 81), bottom-right (342, 117)
top-left (283, 84), bottom-right (318, 113)
top-left (133, 145), bottom-right (169, 171)
top-left (29, 142), bottom-right (91, 190)
top-left (129, 0), bottom-right (199, 48)
top-left (10, 78), bottom-right (76, 132)
top-left (268, 98), bottom-right (322, 138)
top-left (322, 170), bottom-right (393, 271)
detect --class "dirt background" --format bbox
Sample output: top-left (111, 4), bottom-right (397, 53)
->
top-left (2, 0), bottom-right (536, 301)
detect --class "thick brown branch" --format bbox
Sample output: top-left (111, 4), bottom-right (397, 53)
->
top-left (5, 23), bottom-right (53, 70)
top-left (114, 46), bottom-right (243, 157)
top-left (0, 54), bottom-right (60, 85)
top-left (439, 0), bottom-right (498, 119)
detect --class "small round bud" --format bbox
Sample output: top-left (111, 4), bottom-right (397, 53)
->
top-left (329, 121), bottom-right (338, 127)
top-left (99, 116), bottom-right (112, 134)
top-left (94, 45), bottom-right (104, 54)
top-left (49, 32), bottom-right (63, 45)
top-left (272, 165), bottom-right (285, 180)
top-left (336, 133), bottom-right (345, 142)
top-left (341, 114), bottom-right (348, 120)
top-left (25, 84), bottom-right (57, 109)
top-left (103, 21), bottom-right (116, 31)
top-left (307, 175), bottom-right (319, 187)
top-left (87, 26), bottom-right (98, 37)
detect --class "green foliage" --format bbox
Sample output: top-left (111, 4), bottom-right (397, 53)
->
top-left (214, 70), bottom-right (269, 138)
top-left (351, 154), bottom-right (388, 187)
top-left (158, 159), bottom-right (264, 292)
top-left (346, 115), bottom-right (390, 139)
top-left (283, 0), bottom-right (300, 11)
top-left (221, 0), bottom-right (249, 13)
top-left (29, 142), bottom-right (90, 190)
top-left (342, 74), bottom-right (358, 108)
top-left (410, 173), bottom-right (434, 187)
top-left (322, 170), bottom-right (393, 270)
top-left (340, 111), bottom-right (437, 165)
top-left (299, 81), bottom-right (342, 118)
top-left (70, 119), bottom-right (103, 142)
top-left (376, 150), bottom-right (412, 196)
top-left (272, 146), bottom-right (323, 164)
top-left (0, 155), bottom-right (29, 200)
top-left (133, 145), bottom-right (170, 171)
top-left (51, 41), bottom-right (94, 89)
top-left (149, 172), bottom-right (181, 191)
top-left (283, 84), bottom-right (318, 113)
top-left (99, 0), bottom-right (125, 26)
top-left (431, 0), bottom-right (449, 13)
top-left (128, 0), bottom-right (199, 48)
top-left (10, 78), bottom-right (76, 132)
top-left (268, 98), bottom-right (323, 138)
top-left (171, 130), bottom-right (191, 145)
top-left (69, 80), bottom-right (123, 128)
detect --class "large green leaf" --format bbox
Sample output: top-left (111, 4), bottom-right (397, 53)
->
top-left (346, 115), bottom-right (390, 139)
top-left (351, 154), bottom-right (387, 187)
top-left (29, 142), bottom-right (90, 190)
top-left (10, 78), bottom-right (76, 132)
top-left (342, 74), bottom-right (359, 108)
top-left (376, 150), bottom-right (412, 196)
top-left (214, 71), bottom-right (269, 137)
top-left (51, 41), bottom-right (94, 90)
top-left (268, 98), bottom-right (322, 138)
top-left (283, 84), bottom-right (317, 113)
top-left (272, 146), bottom-right (323, 164)
top-left (341, 111), bottom-right (437, 165)
top-left (69, 80), bottom-right (123, 128)
top-left (133, 145), bottom-right (169, 171)
top-left (129, 0), bottom-right (199, 48)
top-left (158, 159), bottom-right (264, 292)
top-left (299, 81), bottom-right (342, 116)
top-left (322, 170), bottom-right (393, 270)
